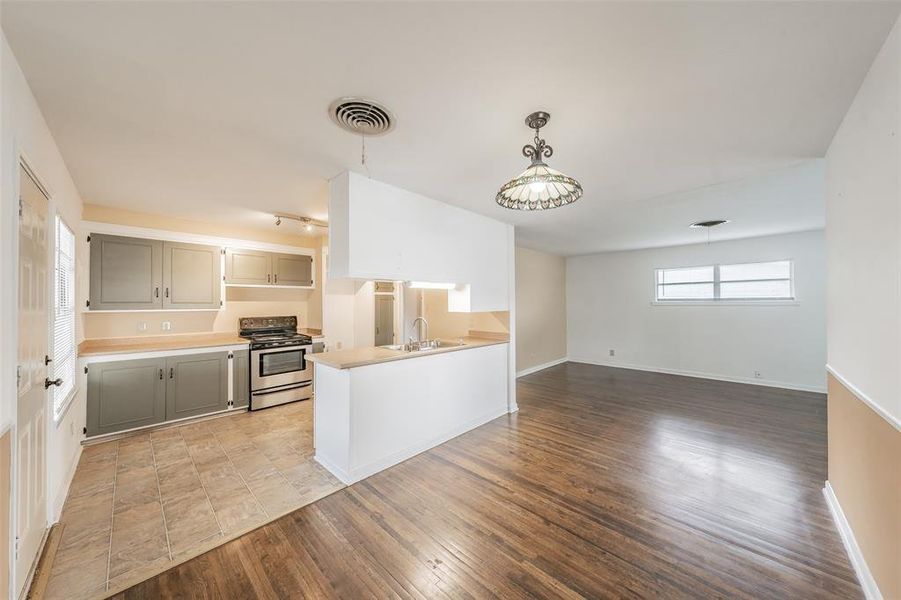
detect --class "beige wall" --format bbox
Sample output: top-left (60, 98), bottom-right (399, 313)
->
top-left (827, 375), bottom-right (900, 599)
top-left (81, 204), bottom-right (324, 338)
top-left (515, 246), bottom-right (566, 373)
top-left (421, 289), bottom-right (508, 339)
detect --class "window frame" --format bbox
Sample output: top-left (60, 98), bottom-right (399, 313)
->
top-left (653, 260), bottom-right (796, 304)
top-left (51, 214), bottom-right (77, 423)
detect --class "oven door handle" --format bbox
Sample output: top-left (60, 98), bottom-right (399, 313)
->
top-left (252, 381), bottom-right (313, 396)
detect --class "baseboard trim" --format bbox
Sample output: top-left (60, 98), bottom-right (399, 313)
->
top-left (317, 405), bottom-right (509, 486)
top-left (825, 365), bottom-right (900, 432)
top-left (568, 357), bottom-right (827, 393)
top-left (823, 482), bottom-right (883, 600)
top-left (516, 357), bottom-right (568, 378)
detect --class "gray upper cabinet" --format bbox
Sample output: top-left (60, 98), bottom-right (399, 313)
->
top-left (163, 241), bottom-right (222, 309)
top-left (86, 357), bottom-right (166, 436)
top-left (225, 248), bottom-right (271, 285)
top-left (165, 352), bottom-right (229, 421)
top-left (89, 234), bottom-right (163, 310)
top-left (273, 253), bottom-right (313, 286)
top-left (225, 247), bottom-right (314, 287)
top-left (232, 349), bottom-right (249, 409)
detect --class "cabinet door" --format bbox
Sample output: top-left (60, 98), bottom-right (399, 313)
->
top-left (166, 352), bottom-right (228, 420)
top-left (273, 253), bottom-right (313, 287)
top-left (162, 241), bottom-right (222, 309)
top-left (86, 358), bottom-right (166, 436)
top-left (225, 248), bottom-right (271, 285)
top-left (89, 234), bottom-right (162, 310)
top-left (232, 350), bottom-right (249, 409)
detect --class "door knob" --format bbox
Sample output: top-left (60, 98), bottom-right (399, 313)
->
top-left (44, 378), bottom-right (63, 389)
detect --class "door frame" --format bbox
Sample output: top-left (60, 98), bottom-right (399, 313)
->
top-left (8, 151), bottom-right (57, 599)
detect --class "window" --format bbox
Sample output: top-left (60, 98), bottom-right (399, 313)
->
top-left (52, 216), bottom-right (76, 420)
top-left (655, 260), bottom-right (793, 302)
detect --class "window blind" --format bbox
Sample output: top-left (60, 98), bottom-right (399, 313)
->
top-left (52, 216), bottom-right (76, 419)
top-left (655, 260), bottom-right (793, 302)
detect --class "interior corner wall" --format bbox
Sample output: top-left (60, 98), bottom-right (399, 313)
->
top-left (566, 230), bottom-right (826, 392)
top-left (515, 246), bottom-right (567, 374)
top-left (2, 34), bottom-right (86, 529)
top-left (824, 14), bottom-right (901, 600)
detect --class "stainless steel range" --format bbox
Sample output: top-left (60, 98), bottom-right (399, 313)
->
top-left (239, 316), bottom-right (321, 410)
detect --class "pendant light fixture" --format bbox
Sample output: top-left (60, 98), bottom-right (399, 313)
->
top-left (496, 111), bottom-right (583, 211)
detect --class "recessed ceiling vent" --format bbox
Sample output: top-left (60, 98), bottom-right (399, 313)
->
top-left (689, 220), bottom-right (729, 228)
top-left (329, 97), bottom-right (395, 136)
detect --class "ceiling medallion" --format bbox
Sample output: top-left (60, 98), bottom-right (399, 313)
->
top-left (496, 111), bottom-right (583, 211)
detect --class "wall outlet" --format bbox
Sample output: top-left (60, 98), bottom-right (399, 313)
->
top-left (161, 321), bottom-right (172, 331)
top-left (609, 349), bottom-right (615, 357)
top-left (754, 371), bottom-right (762, 379)
top-left (137, 322), bottom-right (149, 333)
top-left (335, 341), bottom-right (343, 350)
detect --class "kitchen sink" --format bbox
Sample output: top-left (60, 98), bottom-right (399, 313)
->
top-left (380, 339), bottom-right (465, 352)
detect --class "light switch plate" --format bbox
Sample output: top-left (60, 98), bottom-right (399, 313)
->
top-left (161, 321), bottom-right (172, 331)
top-left (137, 322), bottom-right (149, 332)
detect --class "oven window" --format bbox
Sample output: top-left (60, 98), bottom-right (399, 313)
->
top-left (260, 349), bottom-right (306, 376)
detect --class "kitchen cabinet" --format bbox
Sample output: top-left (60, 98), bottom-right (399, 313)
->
top-left (232, 349), bottom-right (249, 408)
top-left (225, 248), bottom-right (271, 285)
top-left (165, 352), bottom-right (229, 420)
top-left (90, 234), bottom-right (222, 311)
top-left (86, 349), bottom-right (238, 437)
top-left (273, 253), bottom-right (313, 286)
top-left (162, 241), bottom-right (222, 309)
top-left (89, 234), bottom-right (163, 310)
top-left (225, 248), bottom-right (314, 287)
top-left (86, 357), bottom-right (166, 436)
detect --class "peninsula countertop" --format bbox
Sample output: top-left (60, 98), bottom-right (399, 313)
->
top-left (307, 336), bottom-right (508, 370)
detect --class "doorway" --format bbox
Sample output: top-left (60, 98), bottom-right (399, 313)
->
top-left (15, 162), bottom-right (50, 595)
top-left (374, 294), bottom-right (395, 346)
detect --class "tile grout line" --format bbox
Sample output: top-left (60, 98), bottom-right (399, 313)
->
top-left (207, 425), bottom-right (271, 518)
top-left (103, 441), bottom-right (121, 591)
top-left (149, 431), bottom-right (174, 562)
top-left (178, 425), bottom-right (226, 538)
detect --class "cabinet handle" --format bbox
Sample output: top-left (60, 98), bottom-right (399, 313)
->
top-left (165, 288), bottom-right (170, 298)
top-left (169, 367), bottom-right (174, 379)
top-left (274, 274), bottom-right (278, 284)
top-left (159, 368), bottom-right (163, 380)
top-left (155, 287), bottom-right (159, 298)
top-left (267, 274), bottom-right (271, 283)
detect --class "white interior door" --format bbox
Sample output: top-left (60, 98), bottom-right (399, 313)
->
top-left (374, 295), bottom-right (394, 346)
top-left (15, 164), bottom-right (49, 595)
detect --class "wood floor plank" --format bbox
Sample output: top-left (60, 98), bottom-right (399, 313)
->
top-left (114, 363), bottom-right (861, 600)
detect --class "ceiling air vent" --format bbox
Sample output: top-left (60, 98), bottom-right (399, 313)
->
top-left (328, 97), bottom-right (395, 135)
top-left (689, 220), bottom-right (729, 229)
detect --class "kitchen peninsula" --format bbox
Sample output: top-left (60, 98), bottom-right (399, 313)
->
top-left (308, 336), bottom-right (510, 484)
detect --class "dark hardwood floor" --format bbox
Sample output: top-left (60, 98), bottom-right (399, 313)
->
top-left (114, 363), bottom-right (860, 599)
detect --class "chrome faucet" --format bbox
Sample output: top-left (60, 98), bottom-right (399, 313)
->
top-left (410, 317), bottom-right (429, 344)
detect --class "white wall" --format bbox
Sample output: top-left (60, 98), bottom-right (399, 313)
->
top-left (566, 230), bottom-right (826, 392)
top-left (826, 17), bottom-right (901, 424)
top-left (328, 171), bottom-right (512, 312)
top-left (515, 246), bottom-right (567, 374)
top-left (1, 35), bottom-right (85, 528)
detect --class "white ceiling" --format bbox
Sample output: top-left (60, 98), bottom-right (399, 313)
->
top-left (2, 1), bottom-right (898, 255)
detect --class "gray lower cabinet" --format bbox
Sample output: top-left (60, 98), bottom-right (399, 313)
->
top-left (225, 248), bottom-right (271, 285)
top-left (273, 253), bottom-right (313, 286)
top-left (232, 349), bottom-right (249, 408)
top-left (165, 352), bottom-right (229, 421)
top-left (87, 350), bottom-right (243, 437)
top-left (162, 241), bottom-right (222, 309)
top-left (89, 234), bottom-right (163, 310)
top-left (86, 357), bottom-right (166, 436)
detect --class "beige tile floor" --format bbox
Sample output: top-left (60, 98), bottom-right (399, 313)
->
top-left (44, 401), bottom-right (344, 599)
